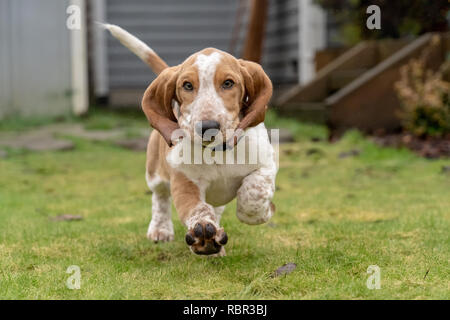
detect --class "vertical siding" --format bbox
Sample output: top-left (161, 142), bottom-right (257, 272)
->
top-left (0, 0), bottom-right (72, 119)
top-left (105, 0), bottom-right (300, 91)
top-left (263, 0), bottom-right (299, 85)
top-left (0, 0), bottom-right (12, 119)
top-left (106, 0), bottom-right (243, 89)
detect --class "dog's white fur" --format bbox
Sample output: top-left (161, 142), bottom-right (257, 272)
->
top-left (103, 23), bottom-right (277, 255)
top-left (145, 172), bottom-right (174, 242)
top-left (100, 23), bottom-right (155, 59)
top-left (98, 22), bottom-right (167, 74)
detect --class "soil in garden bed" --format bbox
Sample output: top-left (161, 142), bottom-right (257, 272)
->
top-left (372, 133), bottom-right (450, 159)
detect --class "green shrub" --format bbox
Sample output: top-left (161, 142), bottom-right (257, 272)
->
top-left (395, 38), bottom-right (450, 138)
top-left (315, 0), bottom-right (449, 45)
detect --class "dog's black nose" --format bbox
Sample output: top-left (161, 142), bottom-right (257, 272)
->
top-left (195, 120), bottom-right (220, 139)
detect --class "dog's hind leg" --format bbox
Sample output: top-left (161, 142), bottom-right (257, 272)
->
top-left (146, 172), bottom-right (174, 242)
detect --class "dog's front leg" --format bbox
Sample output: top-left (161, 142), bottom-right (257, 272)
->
top-left (171, 171), bottom-right (228, 256)
top-left (236, 165), bottom-right (276, 225)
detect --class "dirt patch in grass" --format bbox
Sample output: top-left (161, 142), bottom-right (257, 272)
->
top-left (372, 133), bottom-right (450, 159)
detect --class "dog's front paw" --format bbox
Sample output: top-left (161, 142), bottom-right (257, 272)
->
top-left (147, 229), bottom-right (174, 242)
top-left (147, 222), bottom-right (174, 242)
top-left (185, 222), bottom-right (228, 255)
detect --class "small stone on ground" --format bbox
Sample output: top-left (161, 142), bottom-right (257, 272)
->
top-left (442, 165), bottom-right (450, 174)
top-left (338, 149), bottom-right (361, 158)
top-left (114, 137), bottom-right (148, 151)
top-left (0, 131), bottom-right (74, 152)
top-left (0, 123), bottom-right (151, 153)
top-left (272, 262), bottom-right (297, 277)
top-left (50, 214), bottom-right (83, 222)
top-left (62, 125), bottom-right (125, 141)
top-left (26, 138), bottom-right (74, 152)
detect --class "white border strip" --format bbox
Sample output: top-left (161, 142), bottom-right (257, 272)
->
top-left (91, 0), bottom-right (109, 97)
top-left (70, 0), bottom-right (89, 115)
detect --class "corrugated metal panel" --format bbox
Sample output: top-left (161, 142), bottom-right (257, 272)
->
top-left (105, 0), bottom-right (300, 91)
top-left (0, 0), bottom-right (72, 119)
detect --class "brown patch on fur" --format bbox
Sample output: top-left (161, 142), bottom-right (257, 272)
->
top-left (169, 170), bottom-right (202, 224)
top-left (236, 60), bottom-right (272, 138)
top-left (142, 48), bottom-right (272, 147)
top-left (146, 132), bottom-right (204, 225)
top-left (142, 66), bottom-right (181, 146)
top-left (146, 131), bottom-right (170, 181)
top-left (143, 48), bottom-right (273, 254)
top-left (145, 51), bottom-right (169, 75)
top-left (270, 201), bottom-right (276, 214)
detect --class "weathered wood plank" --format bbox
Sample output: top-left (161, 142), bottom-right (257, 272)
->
top-left (327, 33), bottom-right (447, 134)
top-left (276, 42), bottom-right (377, 105)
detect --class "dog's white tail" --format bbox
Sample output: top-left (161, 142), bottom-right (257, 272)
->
top-left (98, 22), bottom-right (168, 75)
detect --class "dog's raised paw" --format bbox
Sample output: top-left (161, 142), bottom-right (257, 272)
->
top-left (185, 222), bottom-right (228, 255)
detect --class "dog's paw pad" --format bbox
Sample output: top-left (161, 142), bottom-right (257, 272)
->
top-left (185, 222), bottom-right (228, 255)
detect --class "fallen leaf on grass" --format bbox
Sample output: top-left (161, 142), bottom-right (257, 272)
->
top-left (271, 263), bottom-right (297, 277)
top-left (441, 165), bottom-right (450, 174)
top-left (306, 148), bottom-right (325, 156)
top-left (310, 137), bottom-right (323, 143)
top-left (338, 149), bottom-right (361, 158)
top-left (50, 214), bottom-right (83, 222)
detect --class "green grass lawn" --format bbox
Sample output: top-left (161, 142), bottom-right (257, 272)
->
top-left (0, 110), bottom-right (449, 299)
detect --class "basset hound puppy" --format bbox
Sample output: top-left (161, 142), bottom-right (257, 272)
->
top-left (102, 24), bottom-right (278, 256)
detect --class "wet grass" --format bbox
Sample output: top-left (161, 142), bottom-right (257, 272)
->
top-left (0, 110), bottom-right (449, 299)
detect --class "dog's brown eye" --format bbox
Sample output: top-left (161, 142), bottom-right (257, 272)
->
top-left (222, 79), bottom-right (234, 89)
top-left (183, 82), bottom-right (193, 91)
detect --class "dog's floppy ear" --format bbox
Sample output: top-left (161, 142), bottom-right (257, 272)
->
top-left (237, 60), bottom-right (272, 136)
top-left (142, 66), bottom-right (180, 146)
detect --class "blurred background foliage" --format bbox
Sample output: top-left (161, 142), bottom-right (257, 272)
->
top-left (395, 38), bottom-right (450, 138)
top-left (315, 0), bottom-right (450, 45)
